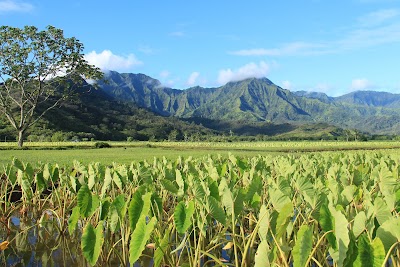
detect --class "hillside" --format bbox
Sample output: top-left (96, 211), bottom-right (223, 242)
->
top-left (99, 71), bottom-right (400, 135)
top-left (1, 72), bottom-right (399, 142)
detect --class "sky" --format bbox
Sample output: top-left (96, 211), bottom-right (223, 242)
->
top-left (1, 0), bottom-right (400, 96)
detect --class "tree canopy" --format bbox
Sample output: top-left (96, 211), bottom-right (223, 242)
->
top-left (0, 25), bottom-right (103, 147)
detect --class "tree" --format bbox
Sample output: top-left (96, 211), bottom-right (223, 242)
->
top-left (0, 25), bottom-right (102, 147)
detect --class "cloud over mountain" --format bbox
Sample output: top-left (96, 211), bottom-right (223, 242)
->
top-left (217, 61), bottom-right (270, 85)
top-left (85, 50), bottom-right (142, 72)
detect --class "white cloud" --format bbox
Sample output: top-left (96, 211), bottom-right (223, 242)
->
top-left (358, 9), bottom-right (400, 27)
top-left (314, 83), bottom-right (332, 93)
top-left (138, 45), bottom-right (154, 54)
top-left (281, 80), bottom-right (293, 90)
top-left (0, 0), bottom-right (33, 13)
top-left (217, 61), bottom-right (270, 85)
top-left (186, 72), bottom-right (200, 86)
top-left (169, 31), bottom-right (184, 37)
top-left (230, 42), bottom-right (327, 56)
top-left (350, 78), bottom-right (374, 90)
top-left (84, 50), bottom-right (142, 71)
top-left (159, 70), bottom-right (170, 79)
top-left (230, 9), bottom-right (400, 57)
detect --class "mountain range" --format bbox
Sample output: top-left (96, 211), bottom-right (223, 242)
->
top-left (1, 70), bottom-right (399, 142)
top-left (98, 71), bottom-right (400, 135)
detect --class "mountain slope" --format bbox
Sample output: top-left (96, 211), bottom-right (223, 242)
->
top-left (335, 91), bottom-right (400, 108)
top-left (98, 71), bottom-right (400, 135)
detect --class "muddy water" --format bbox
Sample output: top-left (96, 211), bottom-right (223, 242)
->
top-left (1, 213), bottom-right (156, 266)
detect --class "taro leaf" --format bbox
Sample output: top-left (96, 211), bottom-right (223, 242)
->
top-left (353, 211), bottom-right (367, 238)
top-left (175, 169), bottom-right (185, 197)
top-left (160, 179), bottom-right (179, 195)
top-left (51, 165), bottom-right (59, 183)
top-left (5, 164), bottom-right (17, 186)
top-left (245, 175), bottom-right (261, 203)
top-left (35, 171), bottom-right (46, 193)
top-left (88, 164), bottom-right (96, 190)
top-left (344, 231), bottom-right (358, 267)
top-left (319, 203), bottom-right (336, 249)
top-left (113, 171), bottom-right (123, 191)
top-left (129, 216), bottom-right (157, 265)
top-left (174, 200), bottom-right (195, 234)
top-left (154, 227), bottom-right (171, 267)
top-left (234, 188), bottom-right (246, 218)
top-left (293, 225), bottom-right (313, 267)
top-left (208, 195), bottom-right (226, 225)
top-left (258, 204), bottom-right (270, 241)
top-left (20, 174), bottom-right (33, 200)
top-left (193, 179), bottom-right (207, 200)
top-left (109, 194), bottom-right (126, 233)
top-left (24, 163), bottom-right (34, 182)
top-left (329, 207), bottom-right (350, 267)
top-left (77, 184), bottom-right (100, 218)
top-left (353, 234), bottom-right (385, 267)
top-left (101, 167), bottom-right (113, 198)
top-left (220, 180), bottom-right (234, 218)
top-left (208, 180), bottom-right (220, 201)
top-left (42, 164), bottom-right (51, 183)
top-left (129, 191), bottom-right (151, 231)
top-left (81, 222), bottom-right (104, 266)
top-left (68, 206), bottom-right (80, 234)
top-left (269, 187), bottom-right (291, 213)
top-left (12, 157), bottom-right (24, 171)
top-left (100, 198), bottom-right (111, 221)
top-left (376, 217), bottom-right (400, 252)
top-left (374, 197), bottom-right (392, 225)
top-left (275, 202), bottom-right (293, 240)
top-left (254, 240), bottom-right (270, 267)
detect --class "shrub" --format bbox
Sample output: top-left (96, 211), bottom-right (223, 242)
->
top-left (94, 142), bottom-right (111, 148)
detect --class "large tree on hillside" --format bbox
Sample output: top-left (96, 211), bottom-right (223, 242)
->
top-left (0, 25), bottom-right (103, 147)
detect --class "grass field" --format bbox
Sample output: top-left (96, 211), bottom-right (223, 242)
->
top-left (1, 140), bottom-right (400, 167)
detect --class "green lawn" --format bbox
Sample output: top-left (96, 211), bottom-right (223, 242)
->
top-left (0, 146), bottom-right (281, 167)
top-left (1, 140), bottom-right (400, 167)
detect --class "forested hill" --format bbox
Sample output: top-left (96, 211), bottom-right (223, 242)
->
top-left (98, 71), bottom-right (400, 135)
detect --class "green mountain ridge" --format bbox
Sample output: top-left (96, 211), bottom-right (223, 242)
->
top-left (99, 71), bottom-right (400, 135)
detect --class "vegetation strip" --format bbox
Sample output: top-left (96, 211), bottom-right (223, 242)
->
top-left (1, 151), bottom-right (400, 266)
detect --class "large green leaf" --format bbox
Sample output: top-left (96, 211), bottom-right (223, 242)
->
top-left (100, 167), bottom-right (112, 198)
top-left (77, 184), bottom-right (100, 218)
top-left (175, 169), bottom-right (185, 196)
top-left (81, 222), bottom-right (104, 266)
top-left (174, 200), bottom-right (195, 234)
top-left (154, 227), bottom-right (171, 267)
top-left (329, 207), bottom-right (350, 267)
top-left (376, 217), bottom-right (400, 252)
top-left (129, 191), bottom-right (151, 231)
top-left (108, 194), bottom-right (126, 233)
top-left (35, 171), bottom-right (46, 193)
top-left (68, 206), bottom-right (80, 234)
top-left (208, 195), bottom-right (226, 225)
top-left (254, 240), bottom-right (270, 267)
top-left (353, 211), bottom-right (367, 238)
top-left (113, 171), bottom-right (124, 191)
top-left (353, 234), bottom-right (385, 267)
top-left (374, 197), bottom-right (392, 225)
top-left (319, 203), bottom-right (336, 249)
top-left (258, 205), bottom-right (270, 241)
top-left (293, 225), bottom-right (313, 267)
top-left (160, 179), bottom-right (179, 195)
top-left (275, 202), bottom-right (293, 239)
top-left (129, 216), bottom-right (157, 265)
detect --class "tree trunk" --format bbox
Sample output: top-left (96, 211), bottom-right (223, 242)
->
top-left (18, 130), bottom-right (25, 148)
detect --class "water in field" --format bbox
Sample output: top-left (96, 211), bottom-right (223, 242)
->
top-left (0, 212), bottom-right (155, 267)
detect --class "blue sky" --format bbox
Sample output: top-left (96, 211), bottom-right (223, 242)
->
top-left (1, 0), bottom-right (400, 96)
